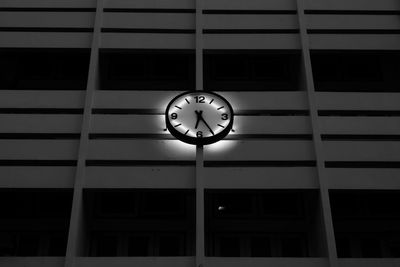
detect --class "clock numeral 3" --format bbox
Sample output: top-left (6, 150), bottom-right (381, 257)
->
top-left (194, 96), bottom-right (205, 103)
top-left (197, 131), bottom-right (203, 138)
top-left (171, 113), bottom-right (178, 119)
top-left (221, 113), bottom-right (228, 120)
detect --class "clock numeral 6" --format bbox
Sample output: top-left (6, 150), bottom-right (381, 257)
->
top-left (194, 96), bottom-right (205, 103)
top-left (170, 113), bottom-right (178, 120)
top-left (221, 113), bottom-right (228, 120)
top-left (197, 131), bottom-right (203, 138)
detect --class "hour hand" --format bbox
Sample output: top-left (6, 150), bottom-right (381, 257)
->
top-left (194, 110), bottom-right (202, 129)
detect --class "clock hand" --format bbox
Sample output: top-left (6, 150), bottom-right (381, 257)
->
top-left (194, 110), bottom-right (215, 135)
top-left (194, 110), bottom-right (202, 129)
top-left (196, 111), bottom-right (214, 135)
top-left (200, 116), bottom-right (215, 135)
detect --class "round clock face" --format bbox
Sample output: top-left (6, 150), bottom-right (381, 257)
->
top-left (165, 91), bottom-right (234, 145)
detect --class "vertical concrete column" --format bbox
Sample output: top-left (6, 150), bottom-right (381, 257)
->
top-left (64, 0), bottom-right (104, 266)
top-left (195, 0), bottom-right (205, 266)
top-left (295, 0), bottom-right (338, 266)
top-left (196, 145), bottom-right (205, 267)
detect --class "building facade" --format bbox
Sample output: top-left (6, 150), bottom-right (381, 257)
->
top-left (0, 0), bottom-right (400, 267)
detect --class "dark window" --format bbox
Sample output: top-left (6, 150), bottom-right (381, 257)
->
top-left (250, 237), bottom-right (271, 257)
top-left (128, 235), bottom-right (150, 256)
top-left (95, 191), bottom-right (136, 217)
top-left (17, 234), bottom-right (40, 256)
top-left (252, 56), bottom-right (291, 81)
top-left (312, 53), bottom-right (382, 83)
top-left (0, 190), bottom-right (72, 219)
top-left (0, 232), bottom-right (68, 257)
top-left (331, 191), bottom-right (400, 219)
top-left (48, 235), bottom-right (68, 256)
top-left (311, 52), bottom-right (400, 92)
top-left (281, 237), bottom-right (306, 257)
top-left (261, 193), bottom-right (304, 218)
top-left (100, 50), bottom-right (195, 90)
top-left (35, 191), bottom-right (72, 218)
top-left (141, 191), bottom-right (185, 218)
top-left (219, 236), bottom-right (241, 257)
top-left (330, 193), bottom-right (363, 219)
top-left (387, 240), bottom-right (400, 257)
top-left (335, 237), bottom-right (352, 258)
top-left (360, 238), bottom-right (382, 258)
top-left (206, 190), bottom-right (319, 257)
top-left (212, 193), bottom-right (254, 217)
top-left (0, 49), bottom-right (90, 90)
top-left (93, 234), bottom-right (119, 257)
top-left (341, 56), bottom-right (381, 82)
top-left (204, 52), bottom-right (300, 91)
top-left (86, 189), bottom-right (195, 256)
top-left (209, 55), bottom-right (249, 80)
top-left (158, 234), bottom-right (184, 256)
top-left (0, 233), bottom-right (16, 256)
top-left (0, 189), bottom-right (72, 257)
top-left (366, 193), bottom-right (400, 218)
top-left (0, 192), bottom-right (33, 218)
top-left (331, 190), bottom-right (400, 258)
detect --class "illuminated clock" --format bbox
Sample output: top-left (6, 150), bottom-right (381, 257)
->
top-left (165, 91), bottom-right (234, 145)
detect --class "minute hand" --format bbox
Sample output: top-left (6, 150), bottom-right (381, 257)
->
top-left (199, 116), bottom-right (214, 135)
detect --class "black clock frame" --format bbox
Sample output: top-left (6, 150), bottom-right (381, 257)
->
top-left (165, 91), bottom-right (234, 146)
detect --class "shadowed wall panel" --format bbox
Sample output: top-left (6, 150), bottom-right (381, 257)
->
top-left (324, 142), bottom-right (400, 161)
top-left (0, 33), bottom-right (93, 48)
top-left (0, 91), bottom-right (85, 108)
top-left (0, 115), bottom-right (82, 133)
top-left (104, 0), bottom-right (194, 9)
top-left (204, 140), bottom-right (315, 161)
top-left (88, 140), bottom-right (195, 161)
top-left (0, 140), bottom-right (79, 160)
top-left (0, 12), bottom-right (95, 28)
top-left (203, 0), bottom-right (297, 10)
top-left (304, 0), bottom-right (400, 10)
top-left (0, 167), bottom-right (75, 188)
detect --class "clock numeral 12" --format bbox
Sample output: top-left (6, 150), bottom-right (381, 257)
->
top-left (194, 96), bottom-right (205, 103)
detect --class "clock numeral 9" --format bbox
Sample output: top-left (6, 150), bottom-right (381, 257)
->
top-left (221, 113), bottom-right (228, 120)
top-left (194, 96), bottom-right (205, 103)
top-left (197, 131), bottom-right (203, 138)
top-left (170, 113), bottom-right (178, 120)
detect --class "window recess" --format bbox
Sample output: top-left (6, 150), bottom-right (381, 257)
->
top-left (0, 49), bottom-right (90, 90)
top-left (205, 190), bottom-right (322, 257)
top-left (331, 190), bottom-right (400, 258)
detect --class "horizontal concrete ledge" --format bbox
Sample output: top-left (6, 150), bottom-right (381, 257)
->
top-left (0, 90), bottom-right (85, 109)
top-left (0, 32), bottom-right (93, 48)
top-left (75, 257), bottom-right (195, 267)
top-left (338, 258), bottom-right (400, 267)
top-left (204, 167), bottom-right (319, 189)
top-left (205, 257), bottom-right (329, 267)
top-left (85, 166), bottom-right (195, 188)
top-left (0, 167), bottom-right (75, 188)
top-left (326, 168), bottom-right (400, 189)
top-left (75, 257), bottom-right (328, 267)
top-left (84, 166), bottom-right (319, 189)
top-left (1, 257), bottom-right (398, 267)
top-left (0, 257), bottom-right (64, 267)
